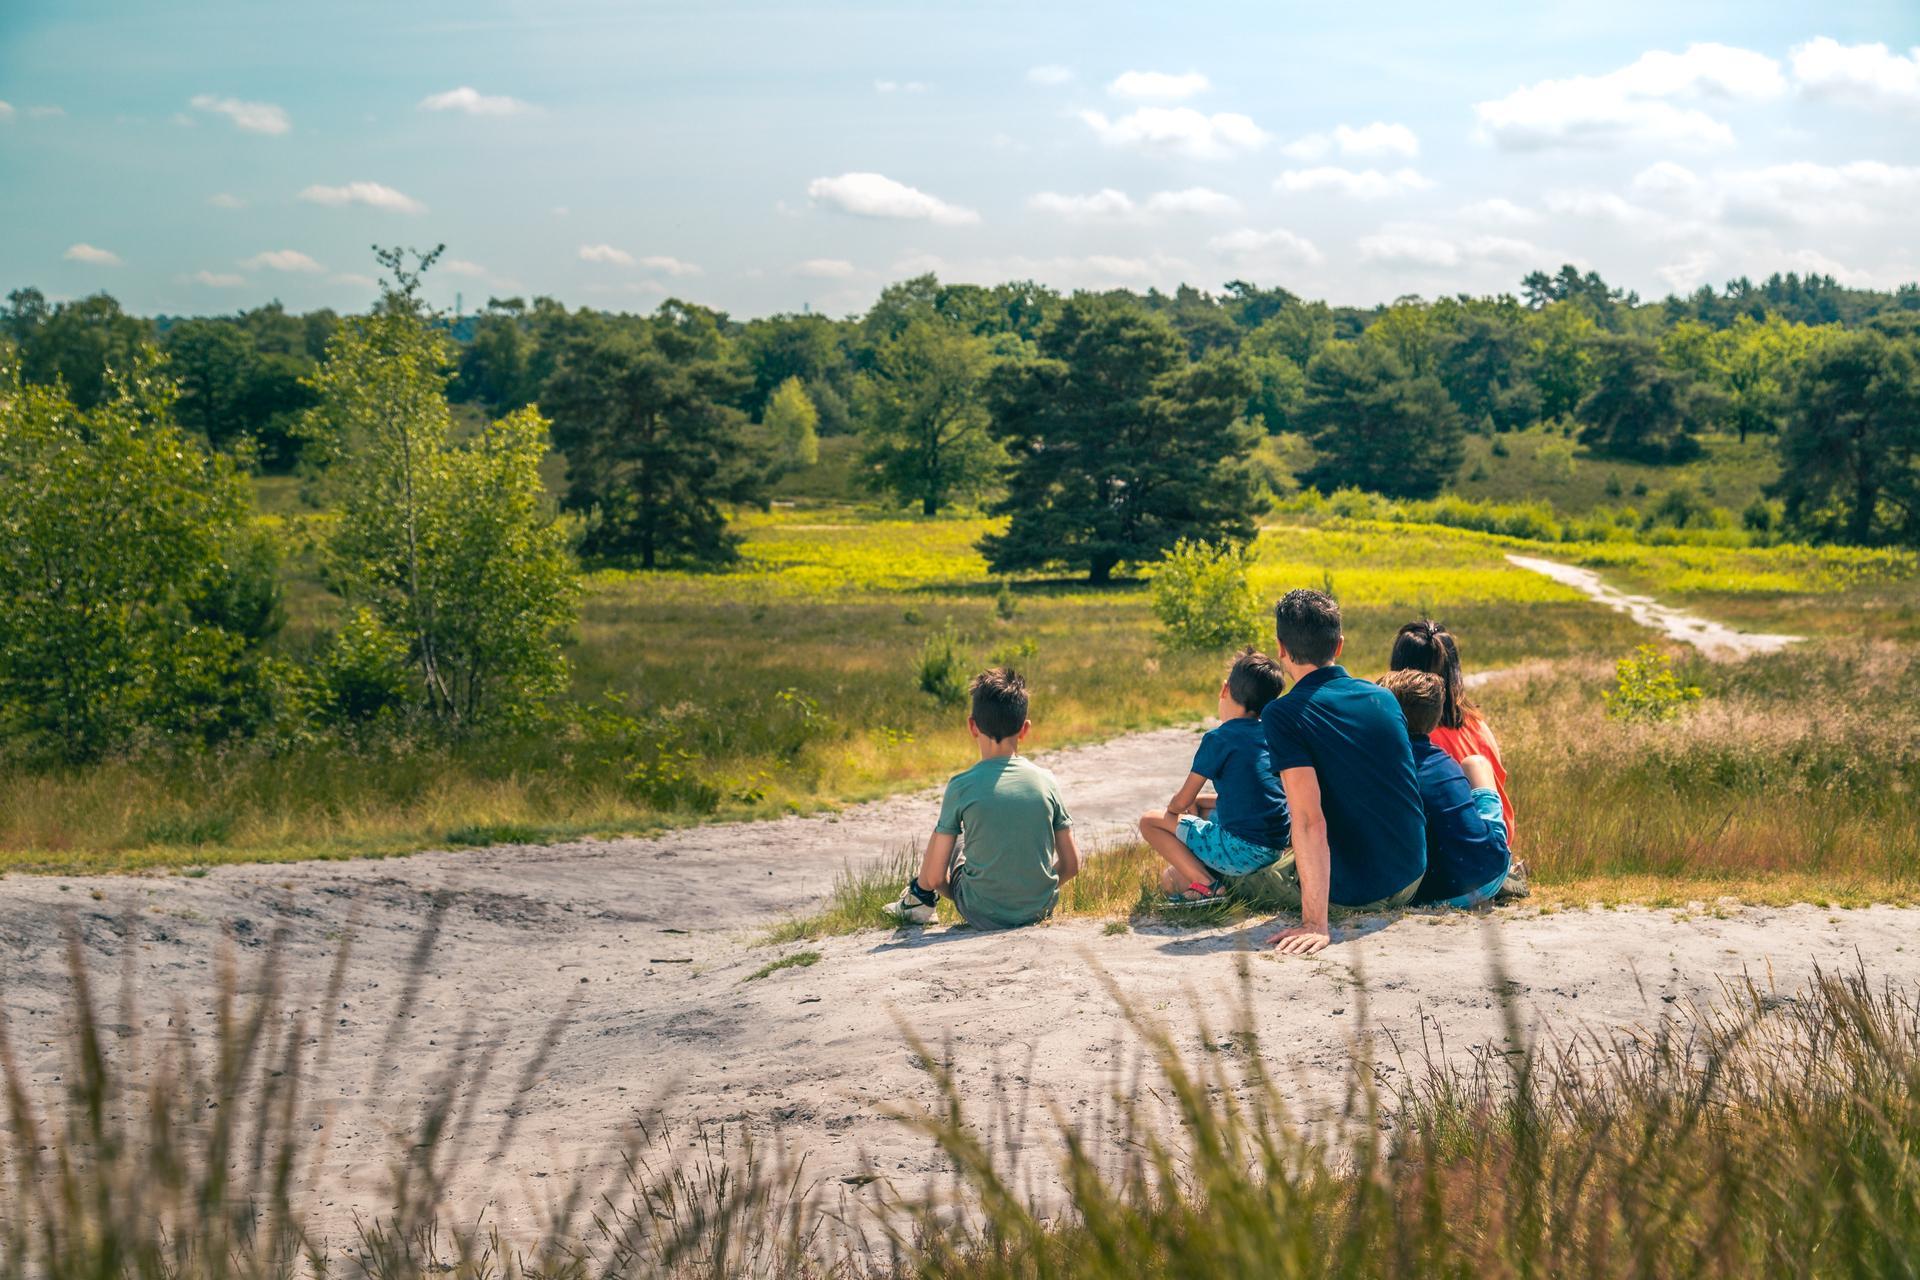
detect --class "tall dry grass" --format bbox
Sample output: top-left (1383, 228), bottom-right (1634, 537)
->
top-left (9, 921), bottom-right (1920, 1277)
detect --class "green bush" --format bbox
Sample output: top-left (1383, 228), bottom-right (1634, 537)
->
top-left (918, 622), bottom-right (971, 706)
top-left (1149, 538), bottom-right (1262, 651)
top-left (0, 352), bottom-right (285, 761)
top-left (1603, 644), bottom-right (1704, 722)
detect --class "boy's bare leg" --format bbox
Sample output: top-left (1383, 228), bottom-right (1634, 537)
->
top-left (1138, 811), bottom-right (1215, 891)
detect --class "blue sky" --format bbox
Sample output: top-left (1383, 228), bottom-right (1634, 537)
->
top-left (4, 0), bottom-right (1918, 318)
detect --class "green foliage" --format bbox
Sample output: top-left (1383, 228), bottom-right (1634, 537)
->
top-left (1774, 329), bottom-right (1920, 547)
top-left (300, 249), bottom-right (578, 726)
top-left (1578, 334), bottom-right (1703, 463)
top-left (1, 287), bottom-right (149, 410)
top-left (1297, 339), bottom-right (1465, 498)
top-left (983, 295), bottom-right (1259, 583)
top-left (761, 373), bottom-right (819, 469)
top-left (1525, 301), bottom-right (1600, 420)
top-left (313, 606), bottom-right (413, 725)
top-left (1149, 538), bottom-right (1262, 650)
top-left (0, 352), bottom-right (283, 760)
top-left (917, 622), bottom-right (970, 706)
top-left (994, 578), bottom-right (1019, 621)
top-left (1603, 644), bottom-right (1704, 722)
top-left (856, 314), bottom-right (1005, 515)
top-left (542, 302), bottom-right (766, 567)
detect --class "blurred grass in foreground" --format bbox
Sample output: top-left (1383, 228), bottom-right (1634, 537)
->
top-left (7, 921), bottom-right (1920, 1276)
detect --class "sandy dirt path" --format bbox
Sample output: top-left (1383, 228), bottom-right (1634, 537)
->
top-left (1, 566), bottom-right (1904, 1246)
top-left (1506, 553), bottom-right (1802, 659)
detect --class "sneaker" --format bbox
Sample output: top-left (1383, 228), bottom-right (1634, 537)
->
top-left (1495, 859), bottom-right (1531, 901)
top-left (882, 884), bottom-right (937, 925)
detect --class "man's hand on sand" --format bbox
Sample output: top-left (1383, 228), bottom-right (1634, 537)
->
top-left (1266, 926), bottom-right (1330, 955)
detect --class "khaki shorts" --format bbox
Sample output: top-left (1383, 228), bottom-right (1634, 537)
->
top-left (1224, 846), bottom-right (1420, 915)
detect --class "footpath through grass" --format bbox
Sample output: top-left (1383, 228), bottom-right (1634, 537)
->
top-left (3, 508), bottom-right (1915, 897)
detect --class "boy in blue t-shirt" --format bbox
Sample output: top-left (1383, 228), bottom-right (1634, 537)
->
top-left (1378, 670), bottom-right (1512, 908)
top-left (1139, 648), bottom-right (1290, 905)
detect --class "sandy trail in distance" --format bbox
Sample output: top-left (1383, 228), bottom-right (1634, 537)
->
top-left (1, 562), bottom-right (1904, 1245)
top-left (1506, 553), bottom-right (1801, 659)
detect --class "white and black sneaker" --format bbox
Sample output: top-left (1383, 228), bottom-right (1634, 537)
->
top-left (882, 880), bottom-right (938, 925)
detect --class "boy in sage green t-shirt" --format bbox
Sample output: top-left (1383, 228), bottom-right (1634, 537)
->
top-left (884, 667), bottom-right (1079, 929)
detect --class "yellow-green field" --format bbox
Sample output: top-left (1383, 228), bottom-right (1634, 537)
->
top-left (1, 506), bottom-right (1915, 906)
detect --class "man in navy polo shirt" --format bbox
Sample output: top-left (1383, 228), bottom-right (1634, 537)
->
top-left (1250, 589), bottom-right (1426, 955)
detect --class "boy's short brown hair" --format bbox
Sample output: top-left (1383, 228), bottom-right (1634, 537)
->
top-left (1378, 669), bottom-right (1445, 737)
top-left (1227, 647), bottom-right (1286, 715)
top-left (1274, 589), bottom-right (1342, 667)
top-left (969, 667), bottom-right (1029, 741)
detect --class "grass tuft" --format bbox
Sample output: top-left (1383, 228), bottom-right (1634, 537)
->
top-left (743, 949), bottom-right (822, 982)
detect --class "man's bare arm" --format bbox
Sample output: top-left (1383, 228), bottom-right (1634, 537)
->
top-left (1267, 766), bottom-right (1331, 955)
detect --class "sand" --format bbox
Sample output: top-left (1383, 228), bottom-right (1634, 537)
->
top-left (1, 559), bottom-right (1906, 1244)
top-left (1506, 554), bottom-right (1802, 659)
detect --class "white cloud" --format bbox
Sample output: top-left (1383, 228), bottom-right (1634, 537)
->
top-left (441, 258), bottom-right (490, 277)
top-left (331, 273), bottom-right (378, 291)
top-left (793, 258), bottom-right (857, 278)
top-left (1029, 188), bottom-right (1136, 219)
top-left (1717, 160), bottom-right (1920, 227)
top-left (243, 249), bottom-right (325, 273)
top-left (1027, 64), bottom-right (1073, 86)
top-left (890, 250), bottom-right (1194, 292)
top-left (28, 105), bottom-right (64, 119)
top-left (0, 101), bottom-right (12, 122)
top-left (64, 243), bottom-right (122, 266)
top-left (1209, 226), bottom-right (1324, 265)
top-left (1358, 234), bottom-right (1460, 268)
top-left (1284, 120), bottom-right (1419, 161)
top-left (640, 255), bottom-right (702, 277)
top-left (208, 192), bottom-right (246, 209)
top-left (1276, 166), bottom-right (1434, 199)
top-left (874, 80), bottom-right (929, 93)
top-left (1077, 106), bottom-right (1267, 159)
top-left (418, 86), bottom-right (532, 116)
top-left (1791, 37), bottom-right (1920, 109)
top-left (579, 243), bottom-right (637, 266)
top-left (1144, 187), bottom-right (1241, 216)
top-left (1542, 188), bottom-right (1668, 227)
top-left (1656, 251), bottom-right (1717, 293)
top-left (190, 269), bottom-right (246, 287)
top-left (1462, 234), bottom-right (1541, 262)
top-left (298, 181), bottom-right (427, 214)
top-left (1458, 197), bottom-right (1538, 226)
top-left (1108, 69), bottom-right (1210, 101)
top-left (807, 172), bottom-right (980, 225)
top-left (189, 93), bottom-right (290, 135)
top-left (1473, 42), bottom-right (1784, 151)
top-left (1333, 121), bottom-right (1418, 157)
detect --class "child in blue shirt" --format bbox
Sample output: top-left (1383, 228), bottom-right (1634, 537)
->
top-left (1139, 648), bottom-right (1290, 905)
top-left (1378, 670), bottom-right (1512, 907)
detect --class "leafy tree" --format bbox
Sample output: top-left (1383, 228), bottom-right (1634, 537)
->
top-left (541, 302), bottom-right (763, 566)
top-left (982, 296), bottom-right (1258, 584)
top-left (160, 318), bottom-right (318, 466)
top-left (856, 316), bottom-right (1004, 515)
top-left (1296, 341), bottom-right (1464, 498)
top-left (739, 313), bottom-right (846, 420)
top-left (1713, 314), bottom-right (1829, 443)
top-left (1524, 302), bottom-right (1600, 420)
top-left (3, 289), bottom-right (150, 409)
top-left (1434, 299), bottom-right (1536, 432)
top-left (0, 351), bottom-right (282, 760)
top-left (301, 247), bottom-right (578, 724)
top-left (1577, 334), bottom-right (1702, 463)
top-left (1773, 330), bottom-right (1920, 546)
top-left (762, 374), bottom-right (819, 469)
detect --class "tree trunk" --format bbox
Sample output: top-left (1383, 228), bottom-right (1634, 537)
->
top-left (922, 492), bottom-right (937, 517)
top-left (1088, 556), bottom-right (1115, 586)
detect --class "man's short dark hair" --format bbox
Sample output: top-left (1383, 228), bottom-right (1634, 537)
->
top-left (1379, 669), bottom-right (1444, 736)
top-left (1273, 589), bottom-right (1342, 667)
top-left (1227, 647), bottom-right (1286, 715)
top-left (969, 667), bottom-right (1029, 741)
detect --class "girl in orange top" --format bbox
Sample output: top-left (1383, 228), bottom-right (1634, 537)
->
top-left (1389, 620), bottom-right (1515, 844)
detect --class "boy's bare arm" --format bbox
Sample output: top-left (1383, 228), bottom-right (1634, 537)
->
top-left (1164, 771), bottom-right (1207, 817)
top-left (917, 830), bottom-right (958, 893)
top-left (1055, 826), bottom-right (1081, 885)
top-left (1267, 766), bottom-right (1330, 955)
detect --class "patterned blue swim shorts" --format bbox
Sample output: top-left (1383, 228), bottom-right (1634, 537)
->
top-left (1175, 815), bottom-right (1284, 879)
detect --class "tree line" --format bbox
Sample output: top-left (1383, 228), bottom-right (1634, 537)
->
top-left (7, 262), bottom-right (1920, 584)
